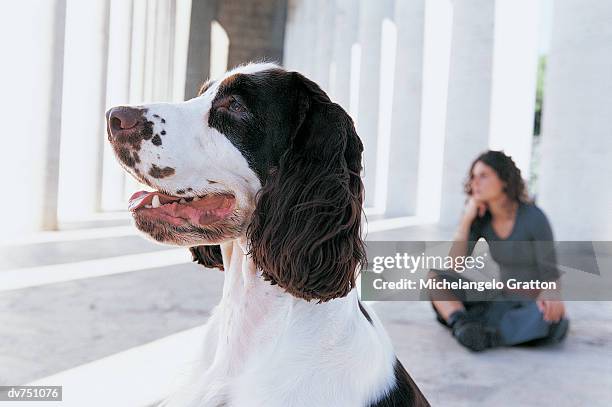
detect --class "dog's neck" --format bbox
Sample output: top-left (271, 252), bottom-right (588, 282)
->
top-left (214, 238), bottom-right (362, 373)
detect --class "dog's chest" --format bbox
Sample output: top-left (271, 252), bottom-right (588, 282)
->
top-left (165, 244), bottom-right (392, 407)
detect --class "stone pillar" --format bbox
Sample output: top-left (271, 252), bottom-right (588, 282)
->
top-left (384, 0), bottom-right (426, 216)
top-left (356, 0), bottom-right (394, 207)
top-left (57, 0), bottom-right (111, 219)
top-left (143, 0), bottom-right (158, 101)
top-left (1, 0), bottom-right (66, 232)
top-left (184, 0), bottom-right (217, 99)
top-left (312, 0), bottom-right (335, 91)
top-left (415, 0), bottom-right (453, 221)
top-left (129, 0), bottom-right (148, 104)
top-left (283, 0), bottom-right (303, 71)
top-left (288, 0), bottom-right (317, 77)
top-left (102, 0), bottom-right (133, 211)
top-left (303, 0), bottom-right (319, 78)
top-left (329, 0), bottom-right (359, 112)
top-left (172, 0), bottom-right (196, 101)
top-left (538, 0), bottom-right (612, 240)
top-left (152, 0), bottom-right (177, 101)
top-left (439, 0), bottom-right (495, 226)
top-left (488, 0), bottom-right (540, 176)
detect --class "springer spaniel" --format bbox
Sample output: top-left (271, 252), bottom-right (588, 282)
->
top-left (105, 63), bottom-right (429, 407)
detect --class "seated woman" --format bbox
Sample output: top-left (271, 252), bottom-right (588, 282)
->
top-left (430, 150), bottom-right (569, 351)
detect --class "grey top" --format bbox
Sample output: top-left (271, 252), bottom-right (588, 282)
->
top-left (467, 202), bottom-right (560, 282)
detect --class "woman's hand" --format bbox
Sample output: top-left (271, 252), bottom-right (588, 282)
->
top-left (463, 197), bottom-right (487, 223)
top-left (537, 300), bottom-right (566, 323)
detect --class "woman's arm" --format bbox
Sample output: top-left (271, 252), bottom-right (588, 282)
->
top-left (531, 206), bottom-right (565, 321)
top-left (448, 198), bottom-right (486, 266)
top-left (531, 206), bottom-right (561, 282)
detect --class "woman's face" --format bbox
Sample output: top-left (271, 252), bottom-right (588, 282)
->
top-left (470, 161), bottom-right (505, 202)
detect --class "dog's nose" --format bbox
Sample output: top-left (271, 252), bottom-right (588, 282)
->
top-left (106, 106), bottom-right (143, 141)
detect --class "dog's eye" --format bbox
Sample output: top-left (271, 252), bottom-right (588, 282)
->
top-left (229, 98), bottom-right (246, 113)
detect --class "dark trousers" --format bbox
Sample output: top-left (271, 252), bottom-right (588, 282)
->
top-left (429, 269), bottom-right (566, 345)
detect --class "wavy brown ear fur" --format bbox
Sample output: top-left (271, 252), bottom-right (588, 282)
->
top-left (189, 245), bottom-right (224, 271)
top-left (247, 72), bottom-right (365, 302)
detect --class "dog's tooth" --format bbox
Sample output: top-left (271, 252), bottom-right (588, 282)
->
top-left (152, 195), bottom-right (161, 208)
top-left (179, 198), bottom-right (186, 204)
top-left (145, 204), bottom-right (152, 209)
top-left (193, 196), bottom-right (200, 201)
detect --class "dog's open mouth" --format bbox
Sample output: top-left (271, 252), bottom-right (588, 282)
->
top-left (128, 190), bottom-right (235, 227)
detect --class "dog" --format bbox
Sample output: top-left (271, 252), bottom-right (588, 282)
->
top-left (105, 62), bottom-right (429, 407)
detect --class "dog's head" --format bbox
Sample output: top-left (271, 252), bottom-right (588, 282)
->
top-left (106, 63), bottom-right (365, 302)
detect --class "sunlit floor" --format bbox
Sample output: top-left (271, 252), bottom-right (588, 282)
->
top-left (1, 219), bottom-right (611, 406)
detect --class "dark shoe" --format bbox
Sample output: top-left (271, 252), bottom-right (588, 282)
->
top-left (548, 318), bottom-right (569, 343)
top-left (449, 311), bottom-right (501, 352)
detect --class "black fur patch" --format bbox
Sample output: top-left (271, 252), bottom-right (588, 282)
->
top-left (189, 245), bottom-right (224, 271)
top-left (208, 69), bottom-right (302, 182)
top-left (359, 301), bottom-right (373, 324)
top-left (369, 359), bottom-right (430, 407)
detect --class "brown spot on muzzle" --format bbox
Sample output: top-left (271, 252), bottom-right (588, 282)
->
top-left (142, 121), bottom-right (154, 141)
top-left (117, 147), bottom-right (136, 168)
top-left (148, 164), bottom-right (175, 179)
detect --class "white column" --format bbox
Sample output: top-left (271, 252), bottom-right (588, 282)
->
top-left (282, 0), bottom-right (297, 70)
top-left (298, 0), bottom-right (319, 77)
top-left (152, 0), bottom-right (176, 101)
top-left (312, 0), bottom-right (335, 91)
top-left (129, 0), bottom-right (148, 104)
top-left (383, 0), bottom-right (426, 217)
top-left (439, 0), bottom-right (495, 226)
top-left (356, 0), bottom-right (394, 208)
top-left (488, 0), bottom-right (540, 176)
top-left (102, 0), bottom-right (133, 212)
top-left (143, 0), bottom-right (158, 101)
top-left (283, 0), bottom-right (306, 72)
top-left (58, 0), bottom-right (111, 220)
top-left (538, 0), bottom-right (612, 240)
top-left (1, 0), bottom-right (66, 233)
top-left (329, 0), bottom-right (359, 112)
top-left (415, 0), bottom-right (453, 222)
top-left (171, 0), bottom-right (194, 102)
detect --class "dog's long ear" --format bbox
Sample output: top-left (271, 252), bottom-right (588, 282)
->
top-left (247, 72), bottom-right (365, 302)
top-left (189, 245), bottom-right (224, 271)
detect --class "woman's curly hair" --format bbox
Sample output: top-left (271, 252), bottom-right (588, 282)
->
top-left (464, 150), bottom-right (530, 203)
